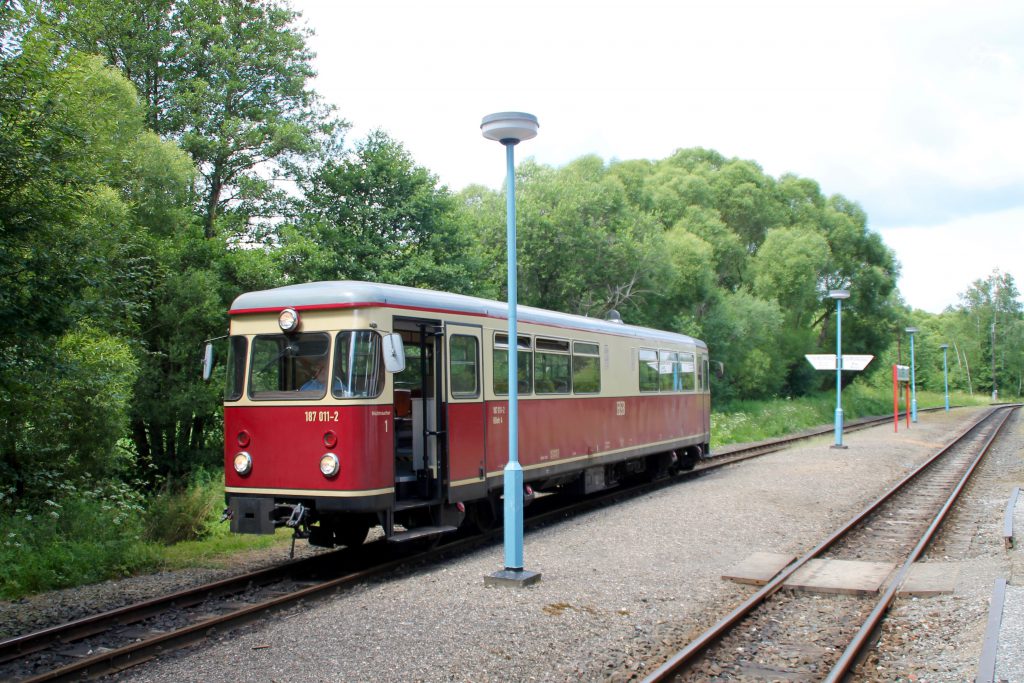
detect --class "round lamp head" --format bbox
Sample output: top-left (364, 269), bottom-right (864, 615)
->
top-left (939, 343), bottom-right (949, 350)
top-left (481, 112), bottom-right (539, 144)
top-left (906, 326), bottom-right (918, 334)
top-left (828, 289), bottom-right (850, 300)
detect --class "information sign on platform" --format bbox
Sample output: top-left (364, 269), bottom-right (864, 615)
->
top-left (804, 354), bottom-right (875, 372)
top-left (842, 355), bottom-right (874, 371)
top-left (896, 364), bottom-right (910, 382)
top-left (805, 354), bottom-right (837, 370)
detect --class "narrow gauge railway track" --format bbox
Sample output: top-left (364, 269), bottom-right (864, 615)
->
top-left (0, 406), bottom-right (956, 682)
top-left (643, 404), bottom-right (1019, 683)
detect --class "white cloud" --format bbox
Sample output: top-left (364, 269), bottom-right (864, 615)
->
top-left (878, 207), bottom-right (1023, 313)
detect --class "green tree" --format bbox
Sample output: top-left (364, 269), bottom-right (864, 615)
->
top-left (46, 0), bottom-right (341, 240)
top-left (41, 0), bottom-right (341, 482)
top-left (0, 37), bottom-right (193, 496)
top-left (466, 156), bottom-right (669, 320)
top-left (751, 226), bottom-right (831, 320)
top-left (700, 291), bottom-right (786, 401)
top-left (953, 270), bottom-right (1023, 398)
top-left (284, 130), bottom-right (479, 293)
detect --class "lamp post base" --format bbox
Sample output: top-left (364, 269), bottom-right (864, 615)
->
top-left (833, 407), bottom-right (845, 449)
top-left (830, 444), bottom-right (849, 450)
top-left (484, 569), bottom-right (542, 588)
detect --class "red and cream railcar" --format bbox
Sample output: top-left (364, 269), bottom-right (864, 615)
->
top-left (222, 281), bottom-right (711, 547)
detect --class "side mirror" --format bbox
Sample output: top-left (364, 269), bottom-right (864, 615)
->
top-left (381, 333), bottom-right (406, 373)
top-left (201, 343), bottom-right (215, 381)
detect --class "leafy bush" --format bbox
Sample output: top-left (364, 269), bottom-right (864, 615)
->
top-left (0, 475), bottom-right (158, 599)
top-left (143, 470), bottom-right (224, 545)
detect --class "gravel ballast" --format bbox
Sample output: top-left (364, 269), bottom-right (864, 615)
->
top-left (4, 406), bottom-right (1021, 682)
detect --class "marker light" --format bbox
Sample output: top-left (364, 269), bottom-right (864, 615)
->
top-left (323, 431), bottom-right (337, 448)
top-left (320, 453), bottom-right (340, 478)
top-left (233, 452), bottom-right (252, 475)
top-left (237, 430), bottom-right (251, 448)
top-left (278, 308), bottom-right (300, 333)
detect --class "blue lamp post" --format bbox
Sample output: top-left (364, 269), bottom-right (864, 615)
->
top-left (829, 289), bottom-right (850, 448)
top-left (482, 112), bottom-right (540, 587)
top-left (940, 343), bottom-right (950, 412)
top-left (906, 327), bottom-right (918, 423)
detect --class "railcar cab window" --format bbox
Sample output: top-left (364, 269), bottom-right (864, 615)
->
top-left (333, 330), bottom-right (384, 398)
top-left (225, 336), bottom-right (248, 401)
top-left (493, 333), bottom-right (532, 395)
top-left (572, 341), bottom-right (601, 394)
top-left (249, 333), bottom-right (331, 399)
top-left (535, 337), bottom-right (570, 394)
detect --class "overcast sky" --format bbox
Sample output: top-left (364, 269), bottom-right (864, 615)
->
top-left (299, 0), bottom-right (1022, 314)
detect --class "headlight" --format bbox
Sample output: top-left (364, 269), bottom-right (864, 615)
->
top-left (320, 453), bottom-right (340, 478)
top-left (278, 307), bottom-right (300, 333)
top-left (233, 452), bottom-right (252, 475)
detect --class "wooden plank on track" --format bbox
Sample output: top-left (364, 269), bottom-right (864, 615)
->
top-left (721, 551), bottom-right (796, 586)
top-left (784, 558), bottom-right (895, 595)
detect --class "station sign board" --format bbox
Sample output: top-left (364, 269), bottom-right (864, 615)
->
top-left (804, 354), bottom-right (875, 371)
top-left (895, 364), bottom-right (910, 382)
top-left (805, 354), bottom-right (838, 370)
top-left (841, 355), bottom-right (874, 371)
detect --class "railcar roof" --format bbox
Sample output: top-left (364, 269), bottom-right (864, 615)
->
top-left (230, 281), bottom-right (706, 348)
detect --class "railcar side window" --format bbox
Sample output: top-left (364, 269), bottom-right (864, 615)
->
top-left (703, 357), bottom-right (711, 392)
top-left (639, 348), bottom-right (659, 392)
top-left (493, 333), bottom-right (532, 395)
top-left (535, 338), bottom-right (570, 394)
top-left (333, 331), bottom-right (384, 399)
top-left (249, 333), bottom-right (330, 400)
top-left (449, 335), bottom-right (479, 398)
top-left (572, 342), bottom-right (601, 394)
top-left (678, 352), bottom-right (696, 391)
top-left (697, 354), bottom-right (705, 391)
top-left (225, 336), bottom-right (248, 401)
top-left (659, 350), bottom-right (679, 392)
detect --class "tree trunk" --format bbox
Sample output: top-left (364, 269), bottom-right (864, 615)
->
top-left (189, 415), bottom-right (206, 452)
top-left (204, 160), bottom-right (225, 239)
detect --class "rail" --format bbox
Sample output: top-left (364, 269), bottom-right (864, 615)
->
top-left (643, 405), bottom-right (1018, 682)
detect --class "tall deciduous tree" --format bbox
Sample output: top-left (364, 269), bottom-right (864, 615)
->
top-left (955, 270), bottom-right (1023, 398)
top-left (0, 35), bottom-right (194, 496)
top-left (45, 0), bottom-right (341, 240)
top-left (283, 130), bottom-right (480, 293)
top-left (40, 0), bottom-right (341, 481)
top-left (464, 156), bottom-right (668, 320)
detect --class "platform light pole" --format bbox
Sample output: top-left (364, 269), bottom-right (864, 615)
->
top-left (829, 290), bottom-right (850, 448)
top-left (940, 343), bottom-right (950, 412)
top-left (481, 112), bottom-right (540, 587)
top-left (906, 327), bottom-right (919, 423)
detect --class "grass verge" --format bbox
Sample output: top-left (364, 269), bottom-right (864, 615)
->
top-left (711, 385), bottom-right (989, 448)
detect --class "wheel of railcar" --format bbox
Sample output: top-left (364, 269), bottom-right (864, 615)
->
top-left (333, 515), bottom-right (372, 548)
top-left (464, 497), bottom-right (500, 533)
top-left (679, 446), bottom-right (699, 471)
